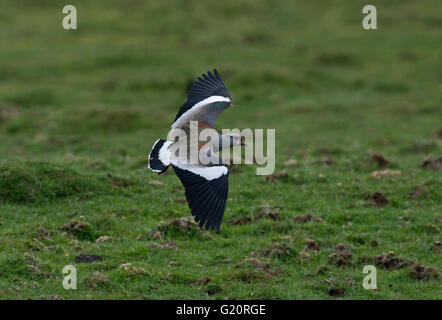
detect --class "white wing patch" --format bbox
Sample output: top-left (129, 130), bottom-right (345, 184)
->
top-left (171, 162), bottom-right (228, 181)
top-left (171, 95), bottom-right (231, 129)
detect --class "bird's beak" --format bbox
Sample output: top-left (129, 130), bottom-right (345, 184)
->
top-left (229, 103), bottom-right (234, 107)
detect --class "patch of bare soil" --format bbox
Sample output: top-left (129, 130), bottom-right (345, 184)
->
top-left (373, 252), bottom-right (415, 270)
top-left (230, 216), bottom-right (252, 225)
top-left (371, 170), bottom-right (401, 179)
top-left (120, 263), bottom-right (147, 275)
top-left (262, 170), bottom-right (289, 182)
top-left (329, 243), bottom-right (352, 266)
top-left (34, 229), bottom-right (51, 240)
top-left (189, 277), bottom-right (211, 285)
top-left (327, 287), bottom-right (345, 297)
top-left (262, 243), bottom-right (293, 258)
top-left (151, 241), bottom-right (178, 250)
top-left (372, 153), bottom-right (390, 168)
top-left (421, 157), bottom-right (442, 169)
top-left (370, 192), bottom-right (389, 207)
top-left (158, 217), bottom-right (198, 233)
top-left (96, 235), bottom-right (111, 242)
top-left (88, 272), bottom-right (109, 287)
top-left (61, 220), bottom-right (87, 232)
top-left (240, 257), bottom-right (281, 276)
top-left (294, 214), bottom-right (324, 223)
top-left (256, 204), bottom-right (281, 220)
top-left (305, 239), bottom-right (320, 251)
top-left (409, 264), bottom-right (440, 281)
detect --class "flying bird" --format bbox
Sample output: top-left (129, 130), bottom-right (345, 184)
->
top-left (147, 69), bottom-right (244, 230)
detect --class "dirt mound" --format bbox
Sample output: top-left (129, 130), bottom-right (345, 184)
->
top-left (409, 264), bottom-right (440, 281)
top-left (0, 161), bottom-right (103, 203)
top-left (294, 214), bottom-right (324, 223)
top-left (329, 243), bottom-right (352, 266)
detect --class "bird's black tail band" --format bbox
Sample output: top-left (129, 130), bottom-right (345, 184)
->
top-left (148, 139), bottom-right (170, 174)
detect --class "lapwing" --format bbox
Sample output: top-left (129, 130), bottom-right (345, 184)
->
top-left (148, 69), bottom-right (244, 230)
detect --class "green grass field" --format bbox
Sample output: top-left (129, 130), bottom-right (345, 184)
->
top-left (0, 0), bottom-right (441, 299)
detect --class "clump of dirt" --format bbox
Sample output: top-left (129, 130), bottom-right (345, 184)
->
top-left (262, 170), bottom-right (289, 182)
top-left (189, 276), bottom-right (211, 285)
top-left (95, 235), bottom-right (111, 243)
top-left (158, 217), bottom-right (198, 234)
top-left (409, 264), bottom-right (440, 281)
top-left (370, 192), bottom-right (389, 207)
top-left (329, 243), bottom-right (352, 266)
top-left (283, 159), bottom-right (297, 167)
top-left (262, 243), bottom-right (293, 258)
top-left (434, 241), bottom-right (441, 253)
top-left (299, 251), bottom-right (311, 261)
top-left (206, 284), bottom-right (222, 296)
top-left (371, 170), bottom-right (401, 179)
top-left (88, 272), bottom-right (109, 287)
top-left (409, 186), bottom-right (427, 199)
top-left (151, 231), bottom-right (163, 240)
top-left (24, 252), bottom-right (53, 277)
top-left (62, 220), bottom-right (87, 232)
top-left (373, 252), bottom-right (414, 270)
top-left (230, 216), bottom-right (252, 225)
top-left (34, 229), bottom-right (51, 240)
top-left (328, 287), bottom-right (345, 297)
top-left (294, 214), bottom-right (324, 224)
top-left (61, 220), bottom-right (97, 241)
top-left (240, 257), bottom-right (280, 276)
top-left (305, 239), bottom-right (320, 251)
top-left (151, 241), bottom-right (178, 250)
top-left (74, 254), bottom-right (103, 263)
top-left (421, 157), bottom-right (442, 169)
top-left (372, 153), bottom-right (390, 168)
top-left (120, 263), bottom-right (147, 275)
top-left (256, 204), bottom-right (281, 220)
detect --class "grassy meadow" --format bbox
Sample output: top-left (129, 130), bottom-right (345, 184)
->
top-left (0, 0), bottom-right (441, 299)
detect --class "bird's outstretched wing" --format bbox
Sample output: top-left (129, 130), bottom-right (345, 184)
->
top-left (172, 163), bottom-right (229, 230)
top-left (172, 69), bottom-right (231, 129)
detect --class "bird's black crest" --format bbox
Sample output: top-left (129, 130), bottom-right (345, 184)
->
top-left (174, 69), bottom-right (231, 122)
top-left (172, 165), bottom-right (229, 230)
